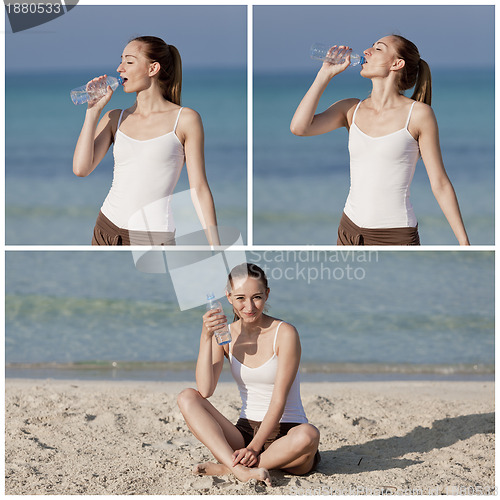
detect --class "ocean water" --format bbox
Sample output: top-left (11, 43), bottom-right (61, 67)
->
top-left (5, 251), bottom-right (494, 381)
top-left (253, 68), bottom-right (494, 245)
top-left (5, 68), bottom-right (247, 245)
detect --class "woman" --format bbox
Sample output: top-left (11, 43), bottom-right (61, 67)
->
top-left (73, 36), bottom-right (219, 246)
top-left (291, 35), bottom-right (469, 245)
top-left (177, 263), bottom-right (320, 486)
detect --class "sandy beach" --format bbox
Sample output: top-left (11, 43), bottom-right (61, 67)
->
top-left (5, 378), bottom-right (494, 495)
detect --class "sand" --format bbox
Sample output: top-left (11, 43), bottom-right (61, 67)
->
top-left (5, 378), bottom-right (495, 495)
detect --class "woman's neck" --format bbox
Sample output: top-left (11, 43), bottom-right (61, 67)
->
top-left (133, 85), bottom-right (167, 115)
top-left (238, 315), bottom-right (274, 336)
top-left (369, 77), bottom-right (404, 110)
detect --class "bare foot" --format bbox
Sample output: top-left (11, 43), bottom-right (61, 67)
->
top-left (233, 464), bottom-right (272, 487)
top-left (193, 462), bottom-right (229, 476)
top-left (193, 462), bottom-right (271, 486)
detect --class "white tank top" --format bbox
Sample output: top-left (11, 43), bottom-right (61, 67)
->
top-left (100, 108), bottom-right (185, 232)
top-left (229, 321), bottom-right (308, 423)
top-left (343, 100), bottom-right (420, 229)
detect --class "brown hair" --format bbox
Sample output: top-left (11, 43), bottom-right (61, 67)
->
top-left (391, 34), bottom-right (432, 105)
top-left (131, 35), bottom-right (182, 105)
top-left (227, 263), bottom-right (269, 322)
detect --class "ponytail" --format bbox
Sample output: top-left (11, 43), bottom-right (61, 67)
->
top-left (391, 34), bottom-right (432, 106)
top-left (167, 44), bottom-right (182, 106)
top-left (130, 35), bottom-right (182, 105)
top-left (411, 58), bottom-right (432, 105)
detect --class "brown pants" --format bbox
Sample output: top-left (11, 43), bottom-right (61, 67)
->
top-left (235, 418), bottom-right (321, 471)
top-left (91, 211), bottom-right (176, 246)
top-left (337, 212), bottom-right (420, 246)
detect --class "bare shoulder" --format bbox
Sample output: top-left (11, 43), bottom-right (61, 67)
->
top-left (342, 98), bottom-right (361, 126)
top-left (338, 97), bottom-right (361, 113)
top-left (176, 107), bottom-right (203, 138)
top-left (100, 108), bottom-right (123, 136)
top-left (275, 321), bottom-right (300, 342)
top-left (411, 101), bottom-right (437, 123)
top-left (178, 106), bottom-right (202, 124)
top-left (103, 108), bottom-right (122, 123)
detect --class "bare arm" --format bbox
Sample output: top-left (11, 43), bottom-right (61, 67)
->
top-left (231, 322), bottom-right (301, 465)
top-left (179, 108), bottom-right (220, 246)
top-left (195, 308), bottom-right (228, 398)
top-left (72, 76), bottom-right (116, 177)
top-left (414, 103), bottom-right (470, 245)
top-left (290, 47), bottom-right (356, 136)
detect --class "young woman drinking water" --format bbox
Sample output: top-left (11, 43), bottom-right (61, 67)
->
top-left (291, 34), bottom-right (469, 246)
top-left (73, 36), bottom-right (219, 246)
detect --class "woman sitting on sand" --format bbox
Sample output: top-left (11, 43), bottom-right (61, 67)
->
top-left (177, 263), bottom-right (320, 486)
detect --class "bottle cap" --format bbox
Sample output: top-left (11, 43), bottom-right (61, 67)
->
top-left (206, 292), bottom-right (215, 300)
top-left (117, 76), bottom-right (124, 85)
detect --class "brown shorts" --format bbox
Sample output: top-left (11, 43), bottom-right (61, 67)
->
top-left (235, 418), bottom-right (321, 471)
top-left (91, 211), bottom-right (176, 246)
top-left (337, 212), bottom-right (420, 246)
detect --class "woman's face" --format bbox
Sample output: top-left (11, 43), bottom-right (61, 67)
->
top-left (227, 277), bottom-right (269, 324)
top-left (116, 41), bottom-right (153, 92)
top-left (360, 36), bottom-right (401, 78)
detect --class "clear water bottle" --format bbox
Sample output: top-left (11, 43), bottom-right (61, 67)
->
top-left (70, 75), bottom-right (123, 105)
top-left (206, 293), bottom-right (231, 345)
top-left (311, 43), bottom-right (365, 67)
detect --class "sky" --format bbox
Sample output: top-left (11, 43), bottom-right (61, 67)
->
top-left (4, 4), bottom-right (494, 73)
top-left (254, 5), bottom-right (494, 71)
top-left (5, 5), bottom-right (247, 72)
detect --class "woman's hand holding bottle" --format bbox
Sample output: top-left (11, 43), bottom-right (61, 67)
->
top-left (202, 308), bottom-right (228, 338)
top-left (85, 75), bottom-right (115, 111)
top-left (318, 45), bottom-right (352, 79)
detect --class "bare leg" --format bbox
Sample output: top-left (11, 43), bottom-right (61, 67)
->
top-left (257, 424), bottom-right (320, 475)
top-left (177, 388), bottom-right (272, 486)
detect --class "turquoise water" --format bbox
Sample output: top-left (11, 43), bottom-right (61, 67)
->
top-left (253, 68), bottom-right (494, 245)
top-left (5, 251), bottom-right (494, 380)
top-left (5, 68), bottom-right (247, 244)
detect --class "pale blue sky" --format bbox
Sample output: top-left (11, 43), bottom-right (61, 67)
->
top-left (5, 5), bottom-right (247, 72)
top-left (254, 5), bottom-right (495, 71)
top-left (5, 4), bottom-right (494, 72)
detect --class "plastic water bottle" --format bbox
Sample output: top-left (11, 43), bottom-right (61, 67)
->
top-left (206, 293), bottom-right (231, 345)
top-left (311, 43), bottom-right (365, 67)
top-left (70, 75), bottom-right (123, 105)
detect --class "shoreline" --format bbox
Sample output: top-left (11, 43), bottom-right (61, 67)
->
top-left (6, 361), bottom-right (494, 384)
top-left (6, 379), bottom-right (494, 495)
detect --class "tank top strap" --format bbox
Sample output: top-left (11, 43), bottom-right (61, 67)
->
top-left (272, 321), bottom-right (284, 354)
top-left (405, 101), bottom-right (417, 129)
top-left (173, 107), bottom-right (183, 133)
top-left (351, 100), bottom-right (363, 125)
top-left (117, 109), bottom-right (125, 130)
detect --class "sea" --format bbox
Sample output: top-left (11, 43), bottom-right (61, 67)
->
top-left (253, 67), bottom-right (494, 245)
top-left (5, 251), bottom-right (494, 382)
top-left (5, 67), bottom-right (494, 246)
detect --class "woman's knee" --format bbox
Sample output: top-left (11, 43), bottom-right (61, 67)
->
top-left (290, 424), bottom-right (320, 452)
top-left (177, 387), bottom-right (202, 412)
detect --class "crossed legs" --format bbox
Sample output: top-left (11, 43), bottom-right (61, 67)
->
top-left (177, 388), bottom-right (320, 485)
